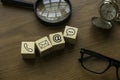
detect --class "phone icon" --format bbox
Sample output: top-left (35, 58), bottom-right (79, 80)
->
top-left (24, 43), bottom-right (33, 52)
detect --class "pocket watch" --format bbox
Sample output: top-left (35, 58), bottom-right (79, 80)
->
top-left (92, 0), bottom-right (119, 29)
top-left (91, 17), bottom-right (112, 29)
top-left (100, 0), bottom-right (119, 21)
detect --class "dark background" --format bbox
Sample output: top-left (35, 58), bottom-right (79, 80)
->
top-left (0, 0), bottom-right (120, 80)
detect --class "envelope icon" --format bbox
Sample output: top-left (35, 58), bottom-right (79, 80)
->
top-left (38, 40), bottom-right (49, 49)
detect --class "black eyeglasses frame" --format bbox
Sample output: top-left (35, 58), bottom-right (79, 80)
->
top-left (79, 48), bottom-right (120, 80)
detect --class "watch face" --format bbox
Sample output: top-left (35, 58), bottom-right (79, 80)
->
top-left (100, 3), bottom-right (118, 21)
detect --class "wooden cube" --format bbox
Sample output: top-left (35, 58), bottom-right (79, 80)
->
top-left (49, 32), bottom-right (65, 51)
top-left (63, 25), bottom-right (78, 44)
top-left (21, 41), bottom-right (35, 59)
top-left (35, 36), bottom-right (52, 56)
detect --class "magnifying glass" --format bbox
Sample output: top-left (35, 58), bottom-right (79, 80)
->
top-left (1, 0), bottom-right (72, 26)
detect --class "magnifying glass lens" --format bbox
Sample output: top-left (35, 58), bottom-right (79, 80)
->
top-left (91, 17), bottom-right (112, 29)
top-left (36, 0), bottom-right (71, 24)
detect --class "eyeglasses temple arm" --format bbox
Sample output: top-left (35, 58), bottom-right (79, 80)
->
top-left (80, 48), bottom-right (110, 60)
top-left (79, 55), bottom-right (93, 62)
top-left (79, 48), bottom-right (94, 62)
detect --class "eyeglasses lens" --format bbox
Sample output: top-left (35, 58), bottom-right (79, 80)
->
top-left (82, 53), bottom-right (110, 73)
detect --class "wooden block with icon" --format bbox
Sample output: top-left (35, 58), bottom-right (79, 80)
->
top-left (21, 41), bottom-right (35, 59)
top-left (63, 25), bottom-right (78, 44)
top-left (49, 32), bottom-right (65, 51)
top-left (35, 36), bottom-right (53, 56)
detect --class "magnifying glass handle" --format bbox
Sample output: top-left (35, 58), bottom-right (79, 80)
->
top-left (1, 0), bottom-right (33, 8)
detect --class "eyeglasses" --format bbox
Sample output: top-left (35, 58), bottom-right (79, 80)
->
top-left (79, 48), bottom-right (120, 80)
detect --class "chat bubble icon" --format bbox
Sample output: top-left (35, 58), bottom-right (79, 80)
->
top-left (66, 28), bottom-right (75, 36)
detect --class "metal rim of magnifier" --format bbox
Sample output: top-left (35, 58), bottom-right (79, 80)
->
top-left (99, 2), bottom-right (119, 21)
top-left (91, 17), bottom-right (113, 29)
top-left (1, 0), bottom-right (72, 26)
top-left (34, 0), bottom-right (72, 26)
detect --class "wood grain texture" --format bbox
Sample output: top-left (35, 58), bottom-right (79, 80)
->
top-left (0, 0), bottom-right (120, 80)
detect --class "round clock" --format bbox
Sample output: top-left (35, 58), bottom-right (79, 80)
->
top-left (100, 0), bottom-right (119, 21)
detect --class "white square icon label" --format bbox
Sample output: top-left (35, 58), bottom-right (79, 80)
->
top-left (38, 40), bottom-right (50, 49)
top-left (21, 42), bottom-right (35, 59)
top-left (66, 28), bottom-right (76, 36)
top-left (63, 26), bottom-right (78, 44)
top-left (49, 32), bottom-right (65, 50)
top-left (53, 34), bottom-right (62, 43)
top-left (21, 42), bottom-right (35, 54)
top-left (35, 36), bottom-right (52, 55)
top-left (49, 32), bottom-right (65, 45)
top-left (64, 26), bottom-right (78, 39)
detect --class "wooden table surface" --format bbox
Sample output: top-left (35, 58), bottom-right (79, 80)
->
top-left (0, 0), bottom-right (120, 80)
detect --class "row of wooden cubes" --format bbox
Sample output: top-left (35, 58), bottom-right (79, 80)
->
top-left (21, 26), bottom-right (78, 59)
